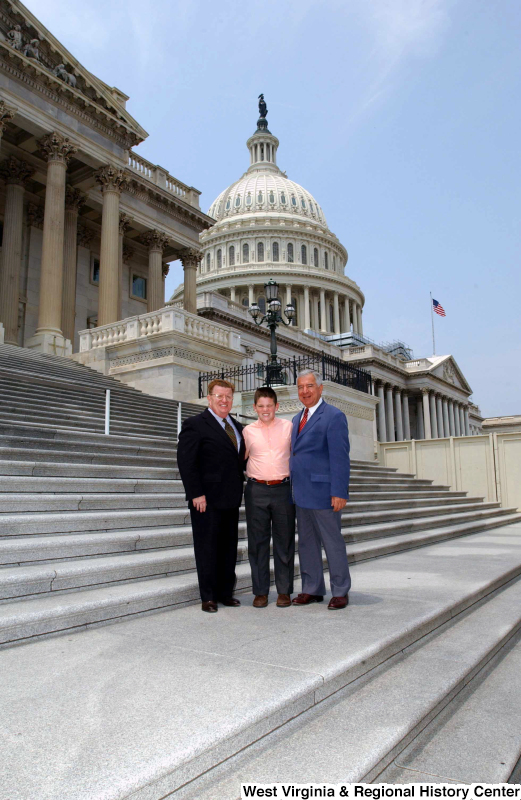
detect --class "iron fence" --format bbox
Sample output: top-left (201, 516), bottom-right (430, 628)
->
top-left (199, 353), bottom-right (372, 397)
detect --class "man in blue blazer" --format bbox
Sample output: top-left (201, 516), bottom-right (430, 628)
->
top-left (290, 370), bottom-right (351, 609)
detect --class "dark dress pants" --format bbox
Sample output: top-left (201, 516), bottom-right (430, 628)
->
top-left (245, 481), bottom-right (296, 596)
top-left (189, 503), bottom-right (239, 602)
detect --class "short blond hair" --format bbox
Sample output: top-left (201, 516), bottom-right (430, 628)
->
top-left (208, 379), bottom-right (235, 395)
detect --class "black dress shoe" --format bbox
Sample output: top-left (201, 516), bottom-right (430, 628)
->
top-left (202, 601), bottom-right (218, 613)
top-left (219, 597), bottom-right (241, 607)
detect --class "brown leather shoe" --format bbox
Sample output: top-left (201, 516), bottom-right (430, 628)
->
top-left (276, 593), bottom-right (291, 607)
top-left (201, 601), bottom-right (218, 613)
top-left (328, 595), bottom-right (349, 610)
top-left (291, 593), bottom-right (324, 605)
top-left (219, 597), bottom-right (241, 607)
top-left (253, 594), bottom-right (268, 608)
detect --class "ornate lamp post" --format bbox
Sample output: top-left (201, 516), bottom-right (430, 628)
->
top-left (249, 279), bottom-right (295, 385)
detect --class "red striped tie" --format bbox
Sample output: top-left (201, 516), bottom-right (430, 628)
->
top-left (298, 408), bottom-right (308, 435)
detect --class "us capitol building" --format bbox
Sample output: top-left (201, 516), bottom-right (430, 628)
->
top-left (0, 0), bottom-right (486, 456)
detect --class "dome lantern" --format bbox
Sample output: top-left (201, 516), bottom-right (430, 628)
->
top-left (246, 94), bottom-right (279, 170)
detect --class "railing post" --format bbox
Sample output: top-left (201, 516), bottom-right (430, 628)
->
top-left (104, 389), bottom-right (110, 435)
top-left (177, 402), bottom-right (182, 438)
top-left (321, 352), bottom-right (326, 381)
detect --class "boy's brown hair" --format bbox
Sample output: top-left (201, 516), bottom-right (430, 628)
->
top-left (253, 386), bottom-right (278, 405)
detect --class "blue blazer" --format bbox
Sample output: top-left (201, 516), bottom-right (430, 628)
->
top-left (290, 401), bottom-right (350, 509)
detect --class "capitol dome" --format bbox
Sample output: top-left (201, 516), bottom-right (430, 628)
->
top-left (174, 100), bottom-right (365, 337)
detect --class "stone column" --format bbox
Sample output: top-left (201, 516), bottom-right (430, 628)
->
top-left (464, 406), bottom-right (470, 436)
top-left (422, 389), bottom-right (432, 439)
top-left (0, 156), bottom-right (34, 344)
top-left (303, 285), bottom-right (310, 330)
top-left (402, 393), bottom-right (411, 440)
top-left (96, 165), bottom-right (126, 326)
top-left (230, 287), bottom-right (236, 303)
top-left (61, 186), bottom-right (85, 345)
top-left (442, 398), bottom-right (450, 438)
top-left (459, 405), bottom-right (465, 436)
top-left (312, 292), bottom-right (319, 331)
top-left (377, 382), bottom-right (387, 442)
top-left (0, 101), bottom-right (17, 152)
top-left (385, 385), bottom-right (395, 442)
top-left (448, 400), bottom-right (456, 436)
top-left (286, 284), bottom-right (292, 306)
top-left (181, 249), bottom-right (201, 314)
top-left (430, 392), bottom-right (438, 439)
top-left (28, 132), bottom-right (77, 354)
top-left (352, 303), bottom-right (358, 334)
top-left (358, 305), bottom-right (363, 335)
top-left (333, 292), bottom-right (340, 334)
top-left (436, 394), bottom-right (444, 437)
top-left (344, 297), bottom-right (351, 332)
top-left (142, 230), bottom-right (169, 313)
top-left (395, 389), bottom-right (404, 441)
top-left (248, 284), bottom-right (254, 307)
top-left (416, 396), bottom-right (425, 439)
top-left (319, 288), bottom-right (327, 332)
top-left (454, 403), bottom-right (461, 437)
top-left (118, 213), bottom-right (133, 319)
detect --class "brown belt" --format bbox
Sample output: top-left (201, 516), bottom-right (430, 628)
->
top-left (248, 477), bottom-right (290, 486)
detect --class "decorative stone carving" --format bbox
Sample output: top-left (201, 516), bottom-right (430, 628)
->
top-left (118, 213), bottom-right (133, 235)
top-left (23, 39), bottom-right (40, 61)
top-left (245, 346), bottom-right (256, 358)
top-left (6, 25), bottom-right (23, 51)
top-left (180, 248), bottom-right (203, 269)
top-left (53, 64), bottom-right (76, 88)
top-left (0, 156), bottom-right (34, 186)
top-left (443, 361), bottom-right (457, 385)
top-left (141, 229), bottom-right (169, 252)
top-left (64, 185), bottom-right (86, 211)
top-left (162, 263), bottom-right (170, 278)
top-left (0, 100), bottom-right (17, 133)
top-left (95, 164), bottom-right (126, 193)
top-left (27, 202), bottom-right (44, 229)
top-left (77, 224), bottom-right (95, 247)
top-left (122, 244), bottom-right (134, 263)
top-left (37, 131), bottom-right (77, 164)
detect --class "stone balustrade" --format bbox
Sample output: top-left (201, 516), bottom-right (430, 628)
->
top-left (78, 307), bottom-right (241, 353)
top-left (127, 152), bottom-right (200, 208)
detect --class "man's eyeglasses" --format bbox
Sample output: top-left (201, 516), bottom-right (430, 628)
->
top-left (209, 394), bottom-right (233, 401)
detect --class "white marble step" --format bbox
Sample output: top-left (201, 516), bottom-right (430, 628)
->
top-left (0, 459), bottom-right (178, 478)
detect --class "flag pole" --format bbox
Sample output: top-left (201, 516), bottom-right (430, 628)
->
top-left (430, 292), bottom-right (436, 355)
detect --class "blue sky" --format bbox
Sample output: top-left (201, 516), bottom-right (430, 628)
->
top-left (27, 0), bottom-right (521, 416)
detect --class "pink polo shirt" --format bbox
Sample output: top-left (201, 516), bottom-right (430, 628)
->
top-left (244, 417), bottom-right (293, 481)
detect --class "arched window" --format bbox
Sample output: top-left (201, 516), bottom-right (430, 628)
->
top-left (280, 192), bottom-right (287, 205)
top-left (217, 249), bottom-right (222, 269)
top-left (291, 296), bottom-right (298, 326)
top-left (242, 297), bottom-right (249, 307)
top-left (242, 243), bottom-right (249, 263)
top-left (309, 201), bottom-right (314, 214)
top-left (257, 242), bottom-right (264, 262)
top-left (246, 193), bottom-right (252, 207)
top-left (206, 253), bottom-right (211, 271)
top-left (287, 243), bottom-right (294, 263)
top-left (258, 296), bottom-right (266, 313)
top-left (260, 144), bottom-right (264, 161)
top-left (229, 245), bottom-right (235, 266)
top-left (269, 191), bottom-right (275, 204)
top-left (314, 248), bottom-right (319, 267)
top-left (291, 196), bottom-right (297, 207)
top-left (257, 191), bottom-right (263, 204)
top-left (226, 198), bottom-right (231, 210)
top-left (333, 256), bottom-right (336, 271)
top-left (235, 195), bottom-right (241, 207)
top-left (301, 245), bottom-right (307, 265)
top-left (272, 242), bottom-right (279, 262)
top-left (324, 252), bottom-right (329, 270)
top-left (301, 198), bottom-right (306, 209)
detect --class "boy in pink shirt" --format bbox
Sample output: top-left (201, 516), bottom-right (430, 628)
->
top-left (243, 387), bottom-right (295, 607)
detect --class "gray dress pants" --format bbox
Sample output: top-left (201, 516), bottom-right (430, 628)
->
top-left (295, 506), bottom-right (351, 597)
top-left (244, 480), bottom-right (296, 595)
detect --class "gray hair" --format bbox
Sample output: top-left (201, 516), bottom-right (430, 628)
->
top-left (296, 369), bottom-right (323, 387)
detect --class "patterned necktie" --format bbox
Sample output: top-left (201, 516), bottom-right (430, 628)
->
top-left (224, 418), bottom-right (238, 450)
top-left (298, 408), bottom-right (309, 435)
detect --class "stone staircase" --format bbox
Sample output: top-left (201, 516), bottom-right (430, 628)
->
top-left (1, 345), bottom-right (521, 797)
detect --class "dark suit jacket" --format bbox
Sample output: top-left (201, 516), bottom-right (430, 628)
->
top-left (290, 401), bottom-right (350, 509)
top-left (177, 408), bottom-right (246, 509)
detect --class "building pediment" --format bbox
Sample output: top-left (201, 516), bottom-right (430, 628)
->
top-left (430, 356), bottom-right (471, 393)
top-left (0, 0), bottom-right (147, 148)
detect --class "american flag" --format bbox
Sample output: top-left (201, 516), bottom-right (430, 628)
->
top-left (433, 299), bottom-right (446, 317)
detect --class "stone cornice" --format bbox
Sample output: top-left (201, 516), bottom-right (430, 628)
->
top-left (201, 223), bottom-right (348, 261)
top-left (367, 360), bottom-right (471, 398)
top-left (123, 174), bottom-right (213, 232)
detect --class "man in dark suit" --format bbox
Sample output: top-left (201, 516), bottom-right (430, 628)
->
top-left (290, 370), bottom-right (351, 610)
top-left (177, 379), bottom-right (246, 613)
